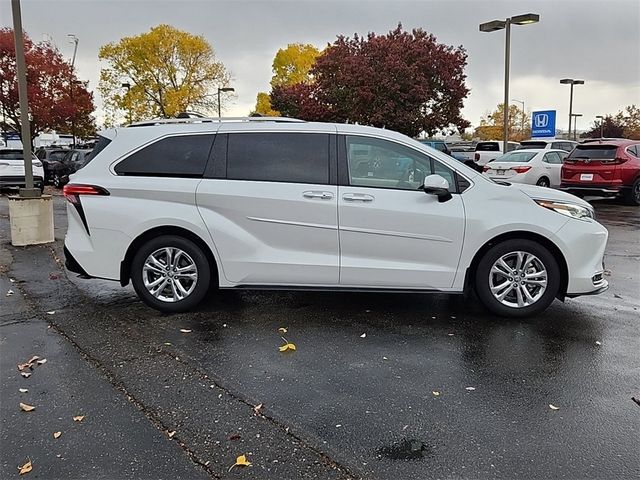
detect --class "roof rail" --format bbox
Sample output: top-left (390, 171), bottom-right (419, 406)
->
top-left (127, 116), bottom-right (305, 127)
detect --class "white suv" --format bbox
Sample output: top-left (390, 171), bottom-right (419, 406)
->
top-left (63, 117), bottom-right (608, 317)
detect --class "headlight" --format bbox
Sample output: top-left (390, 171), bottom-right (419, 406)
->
top-left (534, 199), bottom-right (594, 220)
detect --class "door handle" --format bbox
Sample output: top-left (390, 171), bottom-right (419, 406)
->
top-left (303, 191), bottom-right (333, 200)
top-left (343, 193), bottom-right (374, 202)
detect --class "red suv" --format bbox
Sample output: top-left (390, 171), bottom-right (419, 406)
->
top-left (560, 139), bottom-right (640, 205)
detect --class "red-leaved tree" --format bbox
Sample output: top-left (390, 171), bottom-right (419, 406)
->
top-left (0, 28), bottom-right (95, 142)
top-left (271, 25), bottom-right (470, 137)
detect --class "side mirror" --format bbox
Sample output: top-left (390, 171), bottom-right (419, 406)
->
top-left (422, 174), bottom-right (452, 203)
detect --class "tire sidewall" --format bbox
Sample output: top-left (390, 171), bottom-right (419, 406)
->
top-left (131, 235), bottom-right (211, 313)
top-left (536, 177), bottom-right (550, 188)
top-left (475, 239), bottom-right (560, 318)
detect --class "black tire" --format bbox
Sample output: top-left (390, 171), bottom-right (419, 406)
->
top-left (623, 178), bottom-right (640, 206)
top-left (52, 172), bottom-right (62, 188)
top-left (475, 239), bottom-right (561, 318)
top-left (536, 177), bottom-right (550, 188)
top-left (131, 235), bottom-right (211, 313)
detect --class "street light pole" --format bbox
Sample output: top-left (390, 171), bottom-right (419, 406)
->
top-left (596, 115), bottom-right (604, 138)
top-left (570, 113), bottom-right (583, 141)
top-left (480, 13), bottom-right (539, 154)
top-left (68, 34), bottom-right (79, 148)
top-left (217, 87), bottom-right (235, 118)
top-left (560, 78), bottom-right (584, 140)
top-left (11, 0), bottom-right (36, 197)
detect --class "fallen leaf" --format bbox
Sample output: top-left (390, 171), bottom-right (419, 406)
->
top-left (73, 415), bottom-right (85, 422)
top-left (595, 341), bottom-right (602, 346)
top-left (229, 433), bottom-right (242, 441)
top-left (20, 372), bottom-right (31, 378)
top-left (19, 388), bottom-right (28, 393)
top-left (36, 358), bottom-right (47, 365)
top-left (163, 342), bottom-right (172, 346)
top-left (18, 460), bottom-right (32, 475)
top-left (432, 391), bottom-right (440, 396)
top-left (253, 403), bottom-right (264, 415)
top-left (53, 431), bottom-right (62, 439)
top-left (167, 431), bottom-right (176, 438)
top-left (46, 311), bottom-right (55, 315)
top-left (278, 342), bottom-right (296, 352)
top-left (278, 327), bottom-right (287, 334)
top-left (223, 323), bottom-right (228, 327)
top-left (549, 404), bottom-right (560, 410)
top-left (613, 294), bottom-right (622, 299)
top-left (9, 278), bottom-right (15, 283)
top-left (447, 333), bottom-right (455, 336)
top-left (382, 356), bottom-right (388, 360)
top-left (229, 454), bottom-right (252, 471)
top-left (6, 289), bottom-right (14, 296)
top-left (360, 333), bottom-right (367, 338)
top-left (465, 387), bottom-right (476, 391)
top-left (20, 403), bottom-right (36, 412)
top-left (335, 424), bottom-right (342, 428)
top-left (179, 329), bottom-right (192, 333)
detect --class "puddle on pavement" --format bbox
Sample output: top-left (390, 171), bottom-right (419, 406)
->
top-left (378, 438), bottom-right (432, 460)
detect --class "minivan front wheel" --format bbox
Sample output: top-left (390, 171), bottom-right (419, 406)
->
top-left (475, 239), bottom-right (560, 317)
top-left (131, 235), bottom-right (211, 312)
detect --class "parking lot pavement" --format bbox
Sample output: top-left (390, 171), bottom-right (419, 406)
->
top-left (1, 193), bottom-right (639, 479)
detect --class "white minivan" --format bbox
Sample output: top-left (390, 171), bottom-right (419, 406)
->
top-left (63, 117), bottom-right (608, 317)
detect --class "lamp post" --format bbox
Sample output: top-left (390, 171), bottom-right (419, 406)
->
top-left (121, 82), bottom-right (132, 124)
top-left (217, 87), bottom-right (235, 118)
top-left (570, 113), bottom-right (583, 141)
top-left (596, 115), bottom-right (604, 138)
top-left (511, 99), bottom-right (525, 137)
top-left (559, 78), bottom-right (584, 140)
top-left (480, 13), bottom-right (540, 153)
top-left (68, 34), bottom-right (79, 147)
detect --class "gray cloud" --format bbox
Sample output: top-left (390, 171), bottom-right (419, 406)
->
top-left (2, 0), bottom-right (638, 131)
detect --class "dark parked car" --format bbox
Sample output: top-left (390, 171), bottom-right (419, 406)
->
top-left (35, 147), bottom-right (69, 183)
top-left (560, 139), bottom-right (640, 205)
top-left (49, 148), bottom-right (93, 188)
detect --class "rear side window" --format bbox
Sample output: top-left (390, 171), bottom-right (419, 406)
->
top-left (115, 134), bottom-right (214, 177)
top-left (476, 142), bottom-right (500, 152)
top-left (85, 135), bottom-right (111, 166)
top-left (568, 145), bottom-right (617, 160)
top-left (227, 133), bottom-right (329, 184)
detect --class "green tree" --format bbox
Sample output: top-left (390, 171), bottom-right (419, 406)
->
top-left (98, 24), bottom-right (230, 124)
top-left (474, 103), bottom-right (530, 141)
top-left (253, 43), bottom-right (321, 116)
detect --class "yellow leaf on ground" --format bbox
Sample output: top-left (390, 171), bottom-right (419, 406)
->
top-left (18, 460), bottom-right (32, 475)
top-left (53, 431), bottom-right (62, 439)
top-left (549, 404), bottom-right (560, 411)
top-left (73, 415), bottom-right (85, 422)
top-left (279, 342), bottom-right (296, 352)
top-left (20, 403), bottom-right (35, 412)
top-left (278, 327), bottom-right (287, 334)
top-left (229, 454), bottom-right (252, 470)
top-left (253, 403), bottom-right (264, 415)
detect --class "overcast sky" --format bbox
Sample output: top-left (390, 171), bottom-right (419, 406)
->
top-left (1, 0), bottom-right (639, 132)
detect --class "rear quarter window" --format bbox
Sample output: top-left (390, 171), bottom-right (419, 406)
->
top-left (115, 134), bottom-right (214, 177)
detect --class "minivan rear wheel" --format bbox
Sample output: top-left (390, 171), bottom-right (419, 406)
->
top-left (131, 235), bottom-right (211, 313)
top-left (475, 239), bottom-right (560, 318)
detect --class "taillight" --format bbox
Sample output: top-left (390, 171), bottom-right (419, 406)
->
top-left (63, 184), bottom-right (110, 204)
top-left (511, 166), bottom-right (532, 174)
top-left (601, 157), bottom-right (628, 165)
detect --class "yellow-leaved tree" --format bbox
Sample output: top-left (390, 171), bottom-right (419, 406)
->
top-left (474, 103), bottom-right (530, 141)
top-left (253, 43), bottom-right (321, 116)
top-left (99, 24), bottom-right (230, 124)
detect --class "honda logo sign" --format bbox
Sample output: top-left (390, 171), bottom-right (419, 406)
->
top-left (531, 110), bottom-right (556, 138)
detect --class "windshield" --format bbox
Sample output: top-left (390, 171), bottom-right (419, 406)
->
top-left (568, 145), bottom-right (617, 159)
top-left (476, 142), bottom-right (500, 152)
top-left (492, 151), bottom-right (537, 163)
top-left (519, 141), bottom-right (547, 149)
top-left (0, 150), bottom-right (37, 160)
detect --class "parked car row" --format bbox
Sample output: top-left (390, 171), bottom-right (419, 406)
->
top-left (36, 146), bottom-right (94, 187)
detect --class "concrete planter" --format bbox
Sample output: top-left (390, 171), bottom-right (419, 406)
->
top-left (8, 195), bottom-right (55, 246)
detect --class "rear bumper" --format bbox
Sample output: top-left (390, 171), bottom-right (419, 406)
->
top-left (63, 245), bottom-right (90, 277)
top-left (559, 184), bottom-right (622, 197)
top-left (0, 175), bottom-right (44, 189)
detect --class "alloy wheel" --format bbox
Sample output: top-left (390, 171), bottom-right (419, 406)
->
top-left (142, 247), bottom-right (198, 303)
top-left (489, 251), bottom-right (548, 308)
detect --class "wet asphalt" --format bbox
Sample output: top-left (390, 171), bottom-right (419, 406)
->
top-left (0, 190), bottom-right (639, 479)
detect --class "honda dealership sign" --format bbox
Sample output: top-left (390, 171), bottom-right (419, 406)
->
top-left (531, 110), bottom-right (556, 138)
